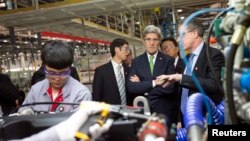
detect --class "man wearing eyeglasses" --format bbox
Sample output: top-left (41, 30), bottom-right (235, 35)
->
top-left (92, 38), bottom-right (132, 105)
top-left (127, 25), bottom-right (177, 128)
top-left (160, 37), bottom-right (185, 74)
top-left (157, 19), bottom-right (225, 128)
top-left (19, 41), bottom-right (92, 113)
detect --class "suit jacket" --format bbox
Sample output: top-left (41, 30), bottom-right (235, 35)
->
top-left (173, 57), bottom-right (185, 121)
top-left (180, 44), bottom-right (225, 104)
top-left (127, 51), bottom-right (177, 127)
top-left (0, 73), bottom-right (19, 115)
top-left (174, 57), bottom-right (185, 74)
top-left (92, 62), bottom-right (131, 105)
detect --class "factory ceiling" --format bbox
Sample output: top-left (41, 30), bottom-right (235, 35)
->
top-left (0, 0), bottom-right (228, 50)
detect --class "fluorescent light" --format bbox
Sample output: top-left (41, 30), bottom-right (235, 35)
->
top-left (177, 9), bottom-right (183, 13)
top-left (0, 3), bottom-right (6, 8)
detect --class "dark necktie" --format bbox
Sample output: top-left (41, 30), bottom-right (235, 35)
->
top-left (181, 53), bottom-right (195, 114)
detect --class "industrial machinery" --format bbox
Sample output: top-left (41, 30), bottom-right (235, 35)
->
top-left (219, 0), bottom-right (250, 125)
top-left (0, 99), bottom-right (173, 141)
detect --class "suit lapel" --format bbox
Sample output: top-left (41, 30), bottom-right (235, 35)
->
top-left (107, 62), bottom-right (119, 92)
top-left (122, 63), bottom-right (129, 80)
top-left (193, 44), bottom-right (206, 73)
top-left (175, 58), bottom-right (184, 73)
top-left (153, 52), bottom-right (164, 77)
top-left (142, 52), bottom-right (152, 77)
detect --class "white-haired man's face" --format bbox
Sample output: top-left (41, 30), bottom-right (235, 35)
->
top-left (144, 33), bottom-right (160, 55)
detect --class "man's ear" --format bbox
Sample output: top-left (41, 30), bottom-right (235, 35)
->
top-left (193, 30), bottom-right (199, 39)
top-left (114, 47), bottom-right (119, 52)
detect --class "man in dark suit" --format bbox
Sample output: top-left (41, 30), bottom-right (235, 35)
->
top-left (157, 19), bottom-right (225, 128)
top-left (0, 73), bottom-right (19, 116)
top-left (92, 38), bottom-right (131, 105)
top-left (160, 37), bottom-right (185, 125)
top-left (127, 25), bottom-right (177, 128)
top-left (161, 37), bottom-right (185, 74)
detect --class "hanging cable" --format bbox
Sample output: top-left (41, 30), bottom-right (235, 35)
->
top-left (205, 7), bottom-right (234, 82)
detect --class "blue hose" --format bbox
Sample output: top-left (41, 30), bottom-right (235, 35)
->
top-left (183, 93), bottom-right (205, 129)
top-left (215, 100), bottom-right (225, 124)
top-left (240, 69), bottom-right (250, 94)
top-left (184, 93), bottom-right (224, 128)
top-left (176, 93), bottom-right (224, 141)
top-left (176, 128), bottom-right (187, 141)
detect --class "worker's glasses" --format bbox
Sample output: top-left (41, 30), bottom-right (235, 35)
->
top-left (44, 67), bottom-right (71, 77)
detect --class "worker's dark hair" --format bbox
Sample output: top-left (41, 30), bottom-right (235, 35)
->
top-left (41, 40), bottom-right (74, 69)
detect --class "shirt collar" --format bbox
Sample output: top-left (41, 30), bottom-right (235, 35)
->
top-left (111, 59), bottom-right (122, 68)
top-left (147, 51), bottom-right (158, 59)
top-left (192, 41), bottom-right (204, 56)
top-left (174, 56), bottom-right (179, 66)
top-left (42, 77), bottom-right (71, 97)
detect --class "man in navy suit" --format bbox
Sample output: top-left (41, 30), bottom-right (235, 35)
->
top-left (157, 19), bottom-right (225, 128)
top-left (127, 25), bottom-right (177, 128)
top-left (92, 38), bottom-right (132, 105)
top-left (161, 37), bottom-right (185, 74)
top-left (160, 37), bottom-right (185, 124)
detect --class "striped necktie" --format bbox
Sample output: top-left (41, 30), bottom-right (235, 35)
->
top-left (117, 65), bottom-right (126, 105)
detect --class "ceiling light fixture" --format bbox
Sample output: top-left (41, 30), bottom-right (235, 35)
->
top-left (177, 9), bottom-right (183, 13)
top-left (180, 16), bottom-right (185, 20)
top-left (0, 2), bottom-right (6, 8)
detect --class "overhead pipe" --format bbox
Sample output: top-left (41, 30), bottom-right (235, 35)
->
top-left (41, 31), bottom-right (111, 44)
